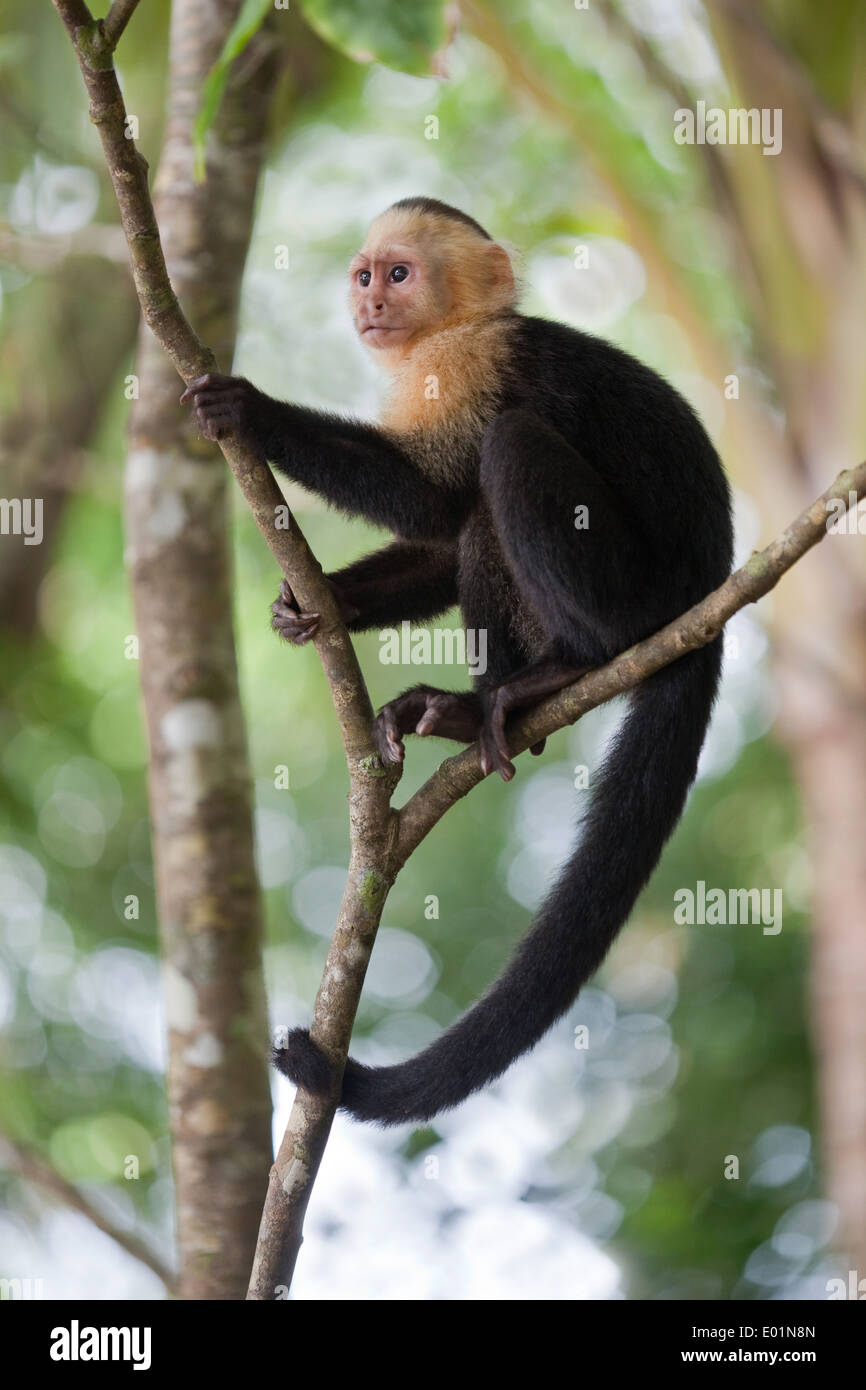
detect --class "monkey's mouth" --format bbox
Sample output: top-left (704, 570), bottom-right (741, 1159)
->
top-left (361, 325), bottom-right (407, 348)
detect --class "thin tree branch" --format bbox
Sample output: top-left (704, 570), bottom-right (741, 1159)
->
top-left (54, 0), bottom-right (141, 55)
top-left (53, 0), bottom-right (93, 31)
top-left (1, 1133), bottom-right (178, 1294)
top-left (49, 0), bottom-right (375, 760)
top-left (103, 0), bottom-right (140, 47)
top-left (394, 462), bottom-right (866, 863)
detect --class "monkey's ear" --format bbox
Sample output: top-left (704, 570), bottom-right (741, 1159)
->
top-left (486, 242), bottom-right (516, 303)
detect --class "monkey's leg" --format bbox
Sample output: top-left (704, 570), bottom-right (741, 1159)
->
top-left (481, 409), bottom-right (653, 650)
top-left (373, 686), bottom-right (483, 765)
top-left (477, 408), bottom-right (650, 778)
top-left (478, 660), bottom-right (591, 780)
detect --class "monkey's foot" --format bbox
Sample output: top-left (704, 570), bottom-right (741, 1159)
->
top-left (479, 686), bottom-right (519, 782)
top-left (373, 687), bottom-right (482, 765)
top-left (478, 661), bottom-right (592, 781)
top-left (270, 578), bottom-right (320, 645)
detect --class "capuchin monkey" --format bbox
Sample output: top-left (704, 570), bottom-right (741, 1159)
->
top-left (182, 196), bottom-right (733, 1126)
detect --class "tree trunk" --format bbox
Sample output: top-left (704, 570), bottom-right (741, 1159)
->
top-left (711, 0), bottom-right (866, 1268)
top-left (125, 0), bottom-right (281, 1300)
top-left (776, 617), bottom-right (866, 1271)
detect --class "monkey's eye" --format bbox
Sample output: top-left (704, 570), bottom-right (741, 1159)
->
top-left (389, 264), bottom-right (409, 283)
top-left (358, 269), bottom-right (372, 287)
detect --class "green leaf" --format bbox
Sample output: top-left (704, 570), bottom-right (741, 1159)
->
top-left (193, 0), bottom-right (274, 181)
top-left (298, 0), bottom-right (448, 75)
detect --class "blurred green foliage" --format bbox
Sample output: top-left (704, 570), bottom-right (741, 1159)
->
top-left (298, 0), bottom-right (449, 75)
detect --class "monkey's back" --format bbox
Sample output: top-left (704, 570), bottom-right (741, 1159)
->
top-left (503, 315), bottom-right (734, 604)
top-left (449, 314), bottom-right (733, 674)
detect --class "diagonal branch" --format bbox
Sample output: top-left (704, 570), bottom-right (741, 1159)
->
top-left (395, 461), bottom-right (866, 862)
top-left (248, 465), bottom-right (866, 1297)
top-left (1, 1132), bottom-right (178, 1294)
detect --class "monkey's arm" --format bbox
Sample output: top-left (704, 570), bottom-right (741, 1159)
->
top-left (181, 374), bottom-right (465, 538)
top-left (271, 539), bottom-right (459, 644)
top-left (330, 540), bottom-right (459, 631)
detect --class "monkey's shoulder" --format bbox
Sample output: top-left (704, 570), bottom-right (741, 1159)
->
top-left (505, 315), bottom-right (726, 477)
top-left (508, 315), bottom-right (686, 404)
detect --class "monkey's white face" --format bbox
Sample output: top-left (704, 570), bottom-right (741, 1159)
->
top-left (348, 231), bottom-right (447, 366)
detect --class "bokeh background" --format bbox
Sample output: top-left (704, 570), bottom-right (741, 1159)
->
top-left (1, 0), bottom-right (864, 1300)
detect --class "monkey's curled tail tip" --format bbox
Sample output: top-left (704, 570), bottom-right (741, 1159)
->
top-left (271, 1027), bottom-right (332, 1095)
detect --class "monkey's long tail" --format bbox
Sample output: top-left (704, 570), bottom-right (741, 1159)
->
top-left (273, 640), bottom-right (723, 1125)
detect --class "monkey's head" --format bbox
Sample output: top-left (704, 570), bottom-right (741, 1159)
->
top-left (348, 197), bottom-right (517, 369)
